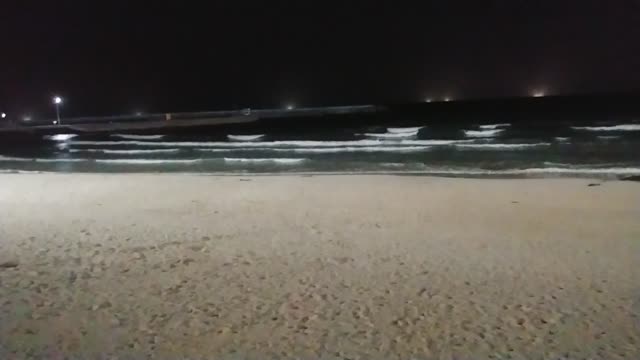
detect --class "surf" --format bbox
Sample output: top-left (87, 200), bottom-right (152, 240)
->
top-left (227, 134), bottom-right (266, 141)
top-left (112, 134), bottom-right (166, 140)
top-left (223, 158), bottom-right (306, 164)
top-left (463, 129), bottom-right (505, 138)
top-left (386, 127), bottom-right (424, 133)
top-left (572, 124), bottom-right (640, 131)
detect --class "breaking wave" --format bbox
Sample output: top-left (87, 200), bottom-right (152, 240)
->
top-left (463, 129), bottom-right (505, 138)
top-left (479, 124), bottom-right (510, 130)
top-left (386, 127), bottom-right (424, 133)
top-left (95, 159), bottom-right (201, 164)
top-left (69, 139), bottom-right (471, 148)
top-left (71, 149), bottom-right (181, 154)
top-left (0, 155), bottom-right (85, 162)
top-left (285, 146), bottom-right (431, 153)
top-left (112, 134), bottom-right (166, 140)
top-left (44, 134), bottom-right (77, 141)
top-left (227, 134), bottom-right (265, 141)
top-left (196, 146), bottom-right (432, 153)
top-left (363, 131), bottom-right (419, 139)
top-left (454, 143), bottom-right (551, 150)
top-left (572, 124), bottom-right (640, 131)
top-left (223, 158), bottom-right (306, 164)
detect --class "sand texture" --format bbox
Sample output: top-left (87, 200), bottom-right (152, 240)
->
top-left (0, 174), bottom-right (639, 359)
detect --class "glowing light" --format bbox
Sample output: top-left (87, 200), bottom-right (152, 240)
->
top-left (23, 115), bottom-right (32, 122)
top-left (425, 98), bottom-right (433, 103)
top-left (52, 120), bottom-right (58, 125)
top-left (286, 104), bottom-right (295, 110)
top-left (135, 112), bottom-right (143, 116)
top-left (53, 96), bottom-right (63, 125)
top-left (1, 112), bottom-right (5, 119)
top-left (444, 97), bottom-right (452, 102)
top-left (532, 91), bottom-right (546, 97)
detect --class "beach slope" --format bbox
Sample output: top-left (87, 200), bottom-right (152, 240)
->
top-left (0, 174), bottom-right (638, 359)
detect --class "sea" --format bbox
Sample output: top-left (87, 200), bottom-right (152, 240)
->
top-left (1, 121), bottom-right (640, 178)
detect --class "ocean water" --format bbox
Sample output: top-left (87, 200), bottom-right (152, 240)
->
top-left (2, 121), bottom-right (640, 177)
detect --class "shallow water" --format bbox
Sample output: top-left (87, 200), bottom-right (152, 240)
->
top-left (2, 121), bottom-right (640, 177)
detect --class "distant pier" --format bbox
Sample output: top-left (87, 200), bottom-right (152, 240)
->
top-left (0, 105), bottom-right (380, 147)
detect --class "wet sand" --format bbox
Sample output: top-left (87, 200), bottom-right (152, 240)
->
top-left (0, 174), bottom-right (639, 359)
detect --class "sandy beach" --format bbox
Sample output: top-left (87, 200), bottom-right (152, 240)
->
top-left (0, 174), bottom-right (638, 359)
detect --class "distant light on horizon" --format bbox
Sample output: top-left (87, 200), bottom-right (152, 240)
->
top-left (53, 96), bottom-right (63, 105)
top-left (286, 104), bottom-right (295, 110)
top-left (532, 91), bottom-right (546, 97)
top-left (1, 112), bottom-right (5, 119)
top-left (444, 97), bottom-right (452, 102)
top-left (425, 98), bottom-right (433, 103)
top-left (23, 115), bottom-right (32, 122)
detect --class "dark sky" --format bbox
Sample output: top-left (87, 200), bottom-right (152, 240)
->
top-left (2, 1), bottom-right (640, 118)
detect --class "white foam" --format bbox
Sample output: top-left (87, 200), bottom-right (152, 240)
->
top-left (36, 158), bottom-right (86, 163)
top-left (463, 129), bottom-right (505, 138)
top-left (386, 127), bottom-right (423, 133)
top-left (194, 148), bottom-right (240, 152)
top-left (542, 162), bottom-right (626, 168)
top-left (415, 167), bottom-right (640, 176)
top-left (95, 159), bottom-right (201, 164)
top-left (0, 155), bottom-right (86, 162)
top-left (454, 143), bottom-right (551, 150)
top-left (224, 158), bottom-right (306, 164)
top-left (44, 134), bottom-right (77, 141)
top-left (514, 167), bottom-right (640, 175)
top-left (227, 134), bottom-right (265, 141)
top-left (410, 140), bottom-right (473, 145)
top-left (572, 124), bottom-right (640, 131)
top-left (70, 139), bottom-right (470, 148)
top-left (597, 135), bottom-right (621, 140)
top-left (286, 146), bottom-right (431, 153)
top-left (71, 149), bottom-right (181, 155)
top-left (112, 134), bottom-right (166, 140)
top-left (70, 140), bottom-right (379, 147)
top-left (0, 169), bottom-right (52, 174)
top-left (555, 137), bottom-right (570, 141)
top-left (479, 123), bottom-right (510, 130)
top-left (196, 146), bottom-right (432, 153)
top-left (363, 131), bottom-right (419, 139)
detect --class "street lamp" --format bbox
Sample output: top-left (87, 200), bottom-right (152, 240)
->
top-left (1, 112), bottom-right (6, 119)
top-left (53, 96), bottom-right (63, 125)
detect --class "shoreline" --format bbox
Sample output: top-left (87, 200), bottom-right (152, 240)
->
top-left (0, 170), bottom-right (639, 181)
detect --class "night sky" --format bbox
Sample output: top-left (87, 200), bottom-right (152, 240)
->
top-left (2, 1), bottom-right (640, 118)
